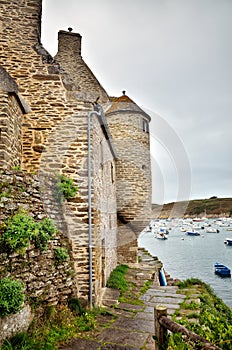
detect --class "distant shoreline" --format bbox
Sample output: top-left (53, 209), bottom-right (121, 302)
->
top-left (152, 197), bottom-right (232, 219)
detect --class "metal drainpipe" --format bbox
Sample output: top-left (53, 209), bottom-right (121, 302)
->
top-left (87, 109), bottom-right (101, 309)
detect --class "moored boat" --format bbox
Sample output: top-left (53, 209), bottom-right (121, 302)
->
top-left (186, 230), bottom-right (200, 236)
top-left (214, 262), bottom-right (231, 277)
top-left (206, 227), bottom-right (220, 233)
top-left (224, 238), bottom-right (232, 246)
top-left (155, 232), bottom-right (168, 240)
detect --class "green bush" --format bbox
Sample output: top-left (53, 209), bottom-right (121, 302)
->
top-left (54, 247), bottom-right (69, 263)
top-left (55, 174), bottom-right (78, 202)
top-left (0, 213), bottom-right (57, 254)
top-left (0, 278), bottom-right (25, 317)
top-left (0, 213), bottom-right (37, 254)
top-left (106, 264), bottom-right (129, 292)
top-left (32, 217), bottom-right (57, 251)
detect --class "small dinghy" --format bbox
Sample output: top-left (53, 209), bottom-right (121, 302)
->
top-left (214, 262), bottom-right (231, 277)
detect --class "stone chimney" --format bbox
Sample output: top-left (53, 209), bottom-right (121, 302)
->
top-left (55, 28), bottom-right (110, 104)
top-left (57, 30), bottom-right (82, 57)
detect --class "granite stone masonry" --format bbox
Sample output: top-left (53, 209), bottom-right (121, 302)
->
top-left (0, 0), bottom-right (152, 310)
top-left (0, 171), bottom-right (77, 305)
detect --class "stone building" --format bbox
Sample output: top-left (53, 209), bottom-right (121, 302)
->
top-left (0, 0), bottom-right (152, 305)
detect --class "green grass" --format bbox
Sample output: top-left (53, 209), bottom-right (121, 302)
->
top-left (180, 300), bottom-right (200, 310)
top-left (106, 264), bottom-right (129, 292)
top-left (139, 280), bottom-right (152, 295)
top-left (169, 279), bottom-right (232, 350)
top-left (1, 304), bottom-right (107, 350)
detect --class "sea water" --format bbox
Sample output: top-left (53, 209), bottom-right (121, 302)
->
top-left (138, 222), bottom-right (232, 308)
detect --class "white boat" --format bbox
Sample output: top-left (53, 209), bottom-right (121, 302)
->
top-left (193, 217), bottom-right (204, 222)
top-left (224, 238), bottom-right (232, 246)
top-left (153, 227), bottom-right (169, 235)
top-left (206, 227), bottom-right (220, 233)
top-left (155, 232), bottom-right (168, 240)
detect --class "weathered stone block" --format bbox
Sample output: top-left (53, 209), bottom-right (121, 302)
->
top-left (0, 305), bottom-right (33, 347)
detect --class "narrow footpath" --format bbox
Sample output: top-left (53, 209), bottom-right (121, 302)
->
top-left (60, 248), bottom-right (200, 350)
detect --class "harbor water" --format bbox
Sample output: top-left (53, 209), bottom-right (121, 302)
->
top-left (138, 220), bottom-right (232, 308)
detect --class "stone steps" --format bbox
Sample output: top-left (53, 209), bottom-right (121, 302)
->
top-left (60, 248), bottom-right (201, 349)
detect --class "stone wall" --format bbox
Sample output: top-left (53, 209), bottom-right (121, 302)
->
top-left (0, 0), bottom-right (118, 306)
top-left (38, 111), bottom-right (118, 304)
top-left (107, 110), bottom-right (151, 223)
top-left (91, 114), bottom-right (117, 299)
top-left (0, 91), bottom-right (22, 170)
top-left (0, 0), bottom-right (88, 172)
top-left (0, 0), bottom-right (153, 303)
top-left (0, 171), bottom-right (77, 305)
top-left (0, 65), bottom-right (29, 171)
top-left (107, 96), bottom-right (152, 263)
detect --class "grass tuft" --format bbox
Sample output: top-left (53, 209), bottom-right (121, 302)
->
top-left (106, 265), bottom-right (129, 292)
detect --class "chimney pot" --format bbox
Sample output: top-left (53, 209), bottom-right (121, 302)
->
top-left (57, 30), bottom-right (82, 56)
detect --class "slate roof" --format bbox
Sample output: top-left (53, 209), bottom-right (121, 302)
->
top-left (106, 93), bottom-right (151, 121)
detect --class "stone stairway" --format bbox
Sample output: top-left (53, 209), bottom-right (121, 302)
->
top-left (60, 248), bottom-right (194, 350)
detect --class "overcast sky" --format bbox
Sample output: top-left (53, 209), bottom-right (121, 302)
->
top-left (41, 0), bottom-right (232, 204)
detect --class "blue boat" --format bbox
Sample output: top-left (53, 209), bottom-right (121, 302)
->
top-left (214, 262), bottom-right (231, 277)
top-left (186, 230), bottom-right (200, 236)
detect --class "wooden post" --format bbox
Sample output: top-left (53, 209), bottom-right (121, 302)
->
top-left (154, 305), bottom-right (168, 350)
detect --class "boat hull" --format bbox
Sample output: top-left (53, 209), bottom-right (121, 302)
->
top-left (186, 231), bottom-right (200, 236)
top-left (214, 262), bottom-right (231, 277)
top-left (224, 239), bottom-right (232, 245)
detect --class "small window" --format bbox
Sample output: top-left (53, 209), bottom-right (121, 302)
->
top-left (100, 140), bottom-right (104, 166)
top-left (142, 119), bottom-right (149, 133)
top-left (111, 162), bottom-right (115, 183)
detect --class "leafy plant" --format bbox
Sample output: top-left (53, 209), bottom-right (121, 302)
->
top-left (0, 277), bottom-right (25, 317)
top-left (55, 174), bottom-right (78, 202)
top-left (75, 312), bottom-right (95, 331)
top-left (32, 217), bottom-right (57, 251)
top-left (54, 247), bottom-right (69, 263)
top-left (0, 213), bottom-right (37, 254)
top-left (0, 213), bottom-right (57, 254)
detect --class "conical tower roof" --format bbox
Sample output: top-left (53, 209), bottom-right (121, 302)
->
top-left (106, 92), bottom-right (151, 121)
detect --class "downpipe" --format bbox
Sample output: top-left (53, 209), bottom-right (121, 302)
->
top-left (87, 108), bottom-right (101, 309)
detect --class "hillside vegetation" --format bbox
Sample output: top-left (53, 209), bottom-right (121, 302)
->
top-left (152, 197), bottom-right (232, 218)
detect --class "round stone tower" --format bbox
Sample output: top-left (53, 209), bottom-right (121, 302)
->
top-left (106, 92), bottom-right (152, 263)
